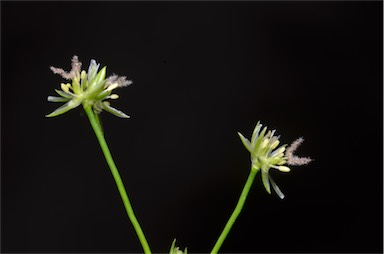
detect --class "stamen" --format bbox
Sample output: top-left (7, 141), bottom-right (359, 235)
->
top-left (278, 166), bottom-right (291, 172)
top-left (107, 83), bottom-right (119, 91)
top-left (61, 83), bottom-right (70, 93)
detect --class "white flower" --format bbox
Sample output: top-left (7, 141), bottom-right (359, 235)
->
top-left (47, 56), bottom-right (131, 118)
top-left (238, 121), bottom-right (311, 199)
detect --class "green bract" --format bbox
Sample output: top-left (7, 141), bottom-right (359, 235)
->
top-left (46, 56), bottom-right (131, 118)
top-left (238, 121), bottom-right (291, 199)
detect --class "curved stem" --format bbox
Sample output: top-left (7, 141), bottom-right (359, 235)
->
top-left (84, 106), bottom-right (152, 254)
top-left (210, 169), bottom-right (258, 254)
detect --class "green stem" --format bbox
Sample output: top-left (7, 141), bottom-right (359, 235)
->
top-left (211, 169), bottom-right (258, 254)
top-left (84, 106), bottom-right (152, 254)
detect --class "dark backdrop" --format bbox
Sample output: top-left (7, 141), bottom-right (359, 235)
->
top-left (1, 1), bottom-right (382, 253)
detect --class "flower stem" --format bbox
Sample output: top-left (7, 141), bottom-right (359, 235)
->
top-left (84, 106), bottom-right (152, 254)
top-left (210, 169), bottom-right (258, 254)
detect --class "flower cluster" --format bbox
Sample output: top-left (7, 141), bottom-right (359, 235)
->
top-left (169, 239), bottom-right (187, 254)
top-left (238, 121), bottom-right (311, 199)
top-left (46, 56), bottom-right (131, 118)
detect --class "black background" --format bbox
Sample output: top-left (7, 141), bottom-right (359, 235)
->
top-left (1, 1), bottom-right (382, 253)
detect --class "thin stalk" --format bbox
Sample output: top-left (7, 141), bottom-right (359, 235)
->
top-left (210, 169), bottom-right (258, 254)
top-left (84, 106), bottom-right (152, 254)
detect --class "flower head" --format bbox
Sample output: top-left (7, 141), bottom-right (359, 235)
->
top-left (169, 239), bottom-right (187, 254)
top-left (46, 55), bottom-right (131, 118)
top-left (238, 121), bottom-right (311, 199)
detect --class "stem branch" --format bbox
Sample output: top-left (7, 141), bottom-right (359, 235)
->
top-left (211, 169), bottom-right (258, 254)
top-left (84, 106), bottom-right (151, 254)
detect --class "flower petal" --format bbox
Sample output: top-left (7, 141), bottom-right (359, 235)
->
top-left (253, 126), bottom-right (267, 152)
top-left (261, 169), bottom-right (271, 194)
top-left (251, 121), bottom-right (262, 144)
top-left (55, 89), bottom-right (73, 99)
top-left (238, 132), bottom-right (253, 153)
top-left (170, 239), bottom-right (176, 254)
top-left (47, 96), bottom-right (70, 102)
top-left (87, 59), bottom-right (100, 81)
top-left (93, 66), bottom-right (107, 86)
top-left (101, 102), bottom-right (130, 118)
top-left (269, 174), bottom-right (285, 199)
top-left (46, 99), bottom-right (81, 117)
top-left (95, 88), bottom-right (112, 101)
top-left (88, 80), bottom-right (107, 97)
